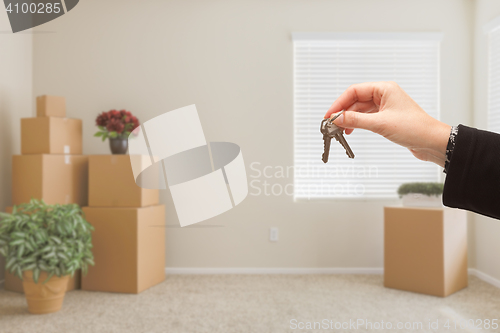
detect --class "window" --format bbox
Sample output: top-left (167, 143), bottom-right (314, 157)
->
top-left (293, 33), bottom-right (442, 199)
top-left (486, 19), bottom-right (500, 133)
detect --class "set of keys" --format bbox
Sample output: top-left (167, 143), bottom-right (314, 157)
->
top-left (320, 110), bottom-right (355, 163)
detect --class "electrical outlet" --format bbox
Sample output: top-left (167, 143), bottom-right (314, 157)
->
top-left (270, 227), bottom-right (279, 242)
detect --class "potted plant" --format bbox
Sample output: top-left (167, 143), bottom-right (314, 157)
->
top-left (397, 182), bottom-right (444, 207)
top-left (94, 109), bottom-right (140, 154)
top-left (0, 199), bottom-right (94, 314)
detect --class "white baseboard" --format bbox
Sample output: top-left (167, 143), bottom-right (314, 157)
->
top-left (165, 267), bottom-right (499, 289)
top-left (468, 268), bottom-right (500, 289)
top-left (165, 267), bottom-right (384, 275)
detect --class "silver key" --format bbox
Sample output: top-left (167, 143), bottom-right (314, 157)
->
top-left (322, 132), bottom-right (332, 163)
top-left (332, 127), bottom-right (355, 159)
top-left (320, 111), bottom-right (355, 160)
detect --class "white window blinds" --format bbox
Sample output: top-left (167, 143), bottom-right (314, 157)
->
top-left (293, 33), bottom-right (442, 199)
top-left (487, 24), bottom-right (500, 133)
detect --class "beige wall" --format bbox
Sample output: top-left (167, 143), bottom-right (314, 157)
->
top-left (472, 0), bottom-right (500, 281)
top-left (0, 12), bottom-right (33, 281)
top-left (32, 0), bottom-right (473, 269)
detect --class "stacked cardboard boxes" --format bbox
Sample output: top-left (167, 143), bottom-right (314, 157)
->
top-left (5, 95), bottom-right (88, 293)
top-left (82, 155), bottom-right (165, 294)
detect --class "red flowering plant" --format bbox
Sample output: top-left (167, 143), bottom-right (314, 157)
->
top-left (94, 110), bottom-right (140, 141)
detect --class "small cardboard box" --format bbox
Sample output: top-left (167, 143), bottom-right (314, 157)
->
top-left (36, 95), bottom-right (66, 117)
top-left (4, 270), bottom-right (81, 293)
top-left (81, 205), bottom-right (165, 294)
top-left (12, 155), bottom-right (88, 206)
top-left (89, 155), bottom-right (159, 207)
top-left (384, 206), bottom-right (468, 297)
top-left (21, 117), bottom-right (82, 155)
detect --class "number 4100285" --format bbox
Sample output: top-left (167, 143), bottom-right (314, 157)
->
top-left (443, 319), bottom-right (498, 330)
top-left (6, 2), bottom-right (61, 14)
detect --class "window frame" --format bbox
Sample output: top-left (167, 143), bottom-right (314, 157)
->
top-left (292, 32), bottom-right (443, 201)
top-left (484, 17), bottom-right (500, 134)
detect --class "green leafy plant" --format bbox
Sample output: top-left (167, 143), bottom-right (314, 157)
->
top-left (397, 182), bottom-right (444, 198)
top-left (0, 199), bottom-right (94, 284)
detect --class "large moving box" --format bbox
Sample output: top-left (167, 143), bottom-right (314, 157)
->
top-left (36, 95), bottom-right (66, 117)
top-left (384, 206), bottom-right (468, 297)
top-left (88, 155), bottom-right (159, 207)
top-left (81, 205), bottom-right (165, 293)
top-left (21, 117), bottom-right (82, 154)
top-left (12, 155), bottom-right (88, 206)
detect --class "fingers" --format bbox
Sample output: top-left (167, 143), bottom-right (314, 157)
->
top-left (332, 100), bottom-right (378, 135)
top-left (324, 82), bottom-right (388, 118)
top-left (346, 101), bottom-right (379, 113)
top-left (331, 110), bottom-right (381, 132)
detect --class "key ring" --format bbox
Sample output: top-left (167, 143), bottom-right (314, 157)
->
top-left (320, 119), bottom-right (329, 134)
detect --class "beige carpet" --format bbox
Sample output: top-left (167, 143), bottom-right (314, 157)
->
top-left (0, 275), bottom-right (499, 333)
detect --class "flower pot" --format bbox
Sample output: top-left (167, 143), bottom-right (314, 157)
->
top-left (109, 138), bottom-right (128, 154)
top-left (22, 271), bottom-right (69, 314)
top-left (401, 193), bottom-right (443, 207)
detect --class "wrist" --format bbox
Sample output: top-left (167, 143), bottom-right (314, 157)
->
top-left (429, 121), bottom-right (451, 157)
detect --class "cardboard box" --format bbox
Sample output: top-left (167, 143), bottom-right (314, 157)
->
top-left (36, 95), bottom-right (66, 117)
top-left (12, 155), bottom-right (88, 206)
top-left (89, 155), bottom-right (159, 207)
top-left (82, 205), bottom-right (165, 293)
top-left (21, 117), bottom-right (82, 154)
top-left (4, 270), bottom-right (81, 293)
top-left (384, 206), bottom-right (468, 297)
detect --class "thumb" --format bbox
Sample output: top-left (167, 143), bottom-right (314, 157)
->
top-left (332, 111), bottom-right (380, 132)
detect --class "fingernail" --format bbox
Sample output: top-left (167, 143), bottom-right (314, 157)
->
top-left (334, 114), bottom-right (344, 125)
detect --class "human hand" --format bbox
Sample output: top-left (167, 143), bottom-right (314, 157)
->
top-left (324, 81), bottom-right (451, 167)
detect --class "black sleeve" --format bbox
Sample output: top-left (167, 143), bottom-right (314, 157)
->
top-left (443, 124), bottom-right (500, 220)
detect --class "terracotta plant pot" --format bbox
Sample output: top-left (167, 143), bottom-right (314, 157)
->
top-left (109, 138), bottom-right (128, 154)
top-left (22, 271), bottom-right (69, 314)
